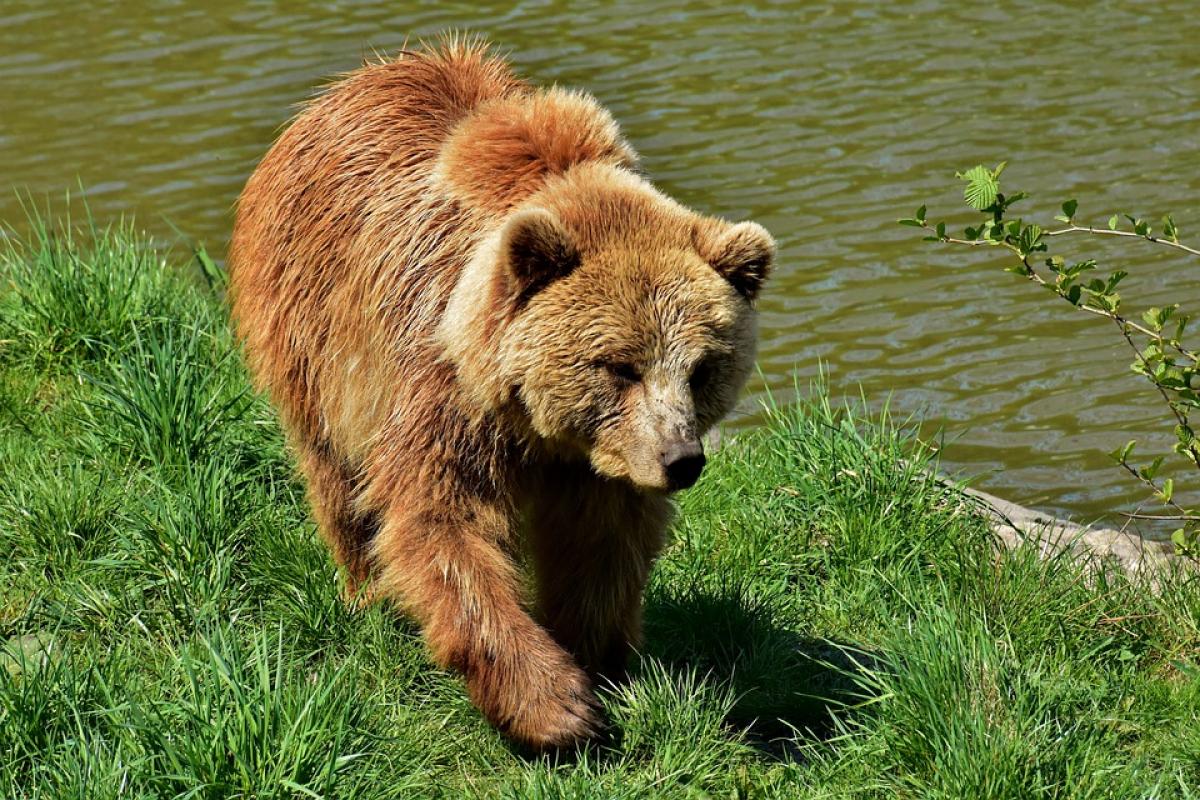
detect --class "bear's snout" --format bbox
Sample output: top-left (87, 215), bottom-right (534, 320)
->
top-left (662, 439), bottom-right (705, 491)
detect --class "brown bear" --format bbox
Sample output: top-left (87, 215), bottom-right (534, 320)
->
top-left (229, 36), bottom-right (773, 750)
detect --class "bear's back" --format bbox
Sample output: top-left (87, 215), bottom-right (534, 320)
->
top-left (231, 38), bottom-right (523, 321)
top-left (229, 40), bottom-right (524, 439)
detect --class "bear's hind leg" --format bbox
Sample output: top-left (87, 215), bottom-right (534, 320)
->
top-left (530, 482), bottom-right (672, 683)
top-left (297, 443), bottom-right (378, 603)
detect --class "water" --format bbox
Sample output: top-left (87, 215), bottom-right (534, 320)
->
top-left (4, 0), bottom-right (1199, 530)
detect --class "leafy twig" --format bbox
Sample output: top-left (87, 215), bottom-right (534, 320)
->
top-left (900, 163), bottom-right (1200, 556)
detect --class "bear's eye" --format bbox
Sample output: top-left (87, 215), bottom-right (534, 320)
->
top-left (605, 362), bottom-right (642, 383)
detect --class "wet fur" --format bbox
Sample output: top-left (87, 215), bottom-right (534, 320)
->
top-left (229, 37), bottom-right (772, 750)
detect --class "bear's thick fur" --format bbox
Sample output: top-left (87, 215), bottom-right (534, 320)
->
top-left (229, 38), bottom-right (773, 749)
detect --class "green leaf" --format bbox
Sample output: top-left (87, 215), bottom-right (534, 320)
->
top-left (1159, 366), bottom-right (1185, 389)
top-left (1123, 215), bottom-right (1152, 237)
top-left (1067, 260), bottom-right (1097, 278)
top-left (1160, 478), bottom-right (1175, 503)
top-left (1061, 199), bottom-right (1077, 220)
top-left (1003, 191), bottom-right (1028, 208)
top-left (916, 204), bottom-right (927, 223)
top-left (959, 165), bottom-right (999, 211)
top-left (1108, 214), bottom-right (1120, 231)
top-left (1140, 456), bottom-right (1165, 481)
top-left (1143, 305), bottom-right (1176, 334)
top-left (1066, 285), bottom-right (1082, 305)
top-left (936, 221), bottom-right (947, 239)
top-left (1109, 440), bottom-right (1137, 464)
top-left (1163, 214), bottom-right (1179, 242)
top-left (1105, 270), bottom-right (1128, 293)
top-left (1176, 424), bottom-right (1195, 447)
top-left (1018, 224), bottom-right (1044, 255)
top-left (898, 218), bottom-right (924, 227)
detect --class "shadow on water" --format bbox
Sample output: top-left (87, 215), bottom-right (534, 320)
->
top-left (641, 587), bottom-right (883, 762)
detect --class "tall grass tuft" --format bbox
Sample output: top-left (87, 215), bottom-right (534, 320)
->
top-left (0, 205), bottom-right (180, 369)
top-left (82, 320), bottom-right (250, 470)
top-left (120, 627), bottom-right (366, 799)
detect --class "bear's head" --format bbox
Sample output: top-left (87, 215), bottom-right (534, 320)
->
top-left (440, 165), bottom-right (773, 492)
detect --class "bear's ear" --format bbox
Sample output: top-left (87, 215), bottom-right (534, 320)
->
top-left (501, 208), bottom-right (581, 307)
top-left (701, 221), bottom-right (775, 301)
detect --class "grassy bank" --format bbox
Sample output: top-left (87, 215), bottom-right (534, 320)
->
top-left (1, 215), bottom-right (1199, 799)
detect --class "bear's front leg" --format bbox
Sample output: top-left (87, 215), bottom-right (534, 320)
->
top-left (530, 481), bottom-right (673, 682)
top-left (371, 487), bottom-right (602, 750)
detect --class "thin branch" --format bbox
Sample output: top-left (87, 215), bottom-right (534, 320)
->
top-left (1117, 457), bottom-right (1192, 517)
top-left (940, 236), bottom-right (991, 247)
top-left (1046, 225), bottom-right (1200, 258)
top-left (1118, 499), bottom-right (1146, 534)
top-left (1113, 319), bottom-right (1200, 466)
top-left (1119, 512), bottom-right (1200, 521)
top-left (929, 225), bottom-right (1200, 363)
top-left (1022, 263), bottom-right (1199, 361)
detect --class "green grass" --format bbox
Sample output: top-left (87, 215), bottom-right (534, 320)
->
top-left (1, 213), bottom-right (1198, 798)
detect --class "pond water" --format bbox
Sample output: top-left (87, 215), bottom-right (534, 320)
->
top-left (4, 1), bottom-right (1199, 531)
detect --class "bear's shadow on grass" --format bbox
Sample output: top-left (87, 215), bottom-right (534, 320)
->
top-left (637, 589), bottom-right (882, 762)
top-left (358, 588), bottom-right (881, 765)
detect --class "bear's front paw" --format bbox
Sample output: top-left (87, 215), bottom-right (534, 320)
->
top-left (469, 656), bottom-right (603, 751)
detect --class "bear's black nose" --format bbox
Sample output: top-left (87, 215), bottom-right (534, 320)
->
top-left (663, 441), bottom-right (705, 491)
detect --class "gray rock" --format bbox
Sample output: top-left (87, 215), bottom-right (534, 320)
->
top-left (957, 484), bottom-right (1180, 576)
